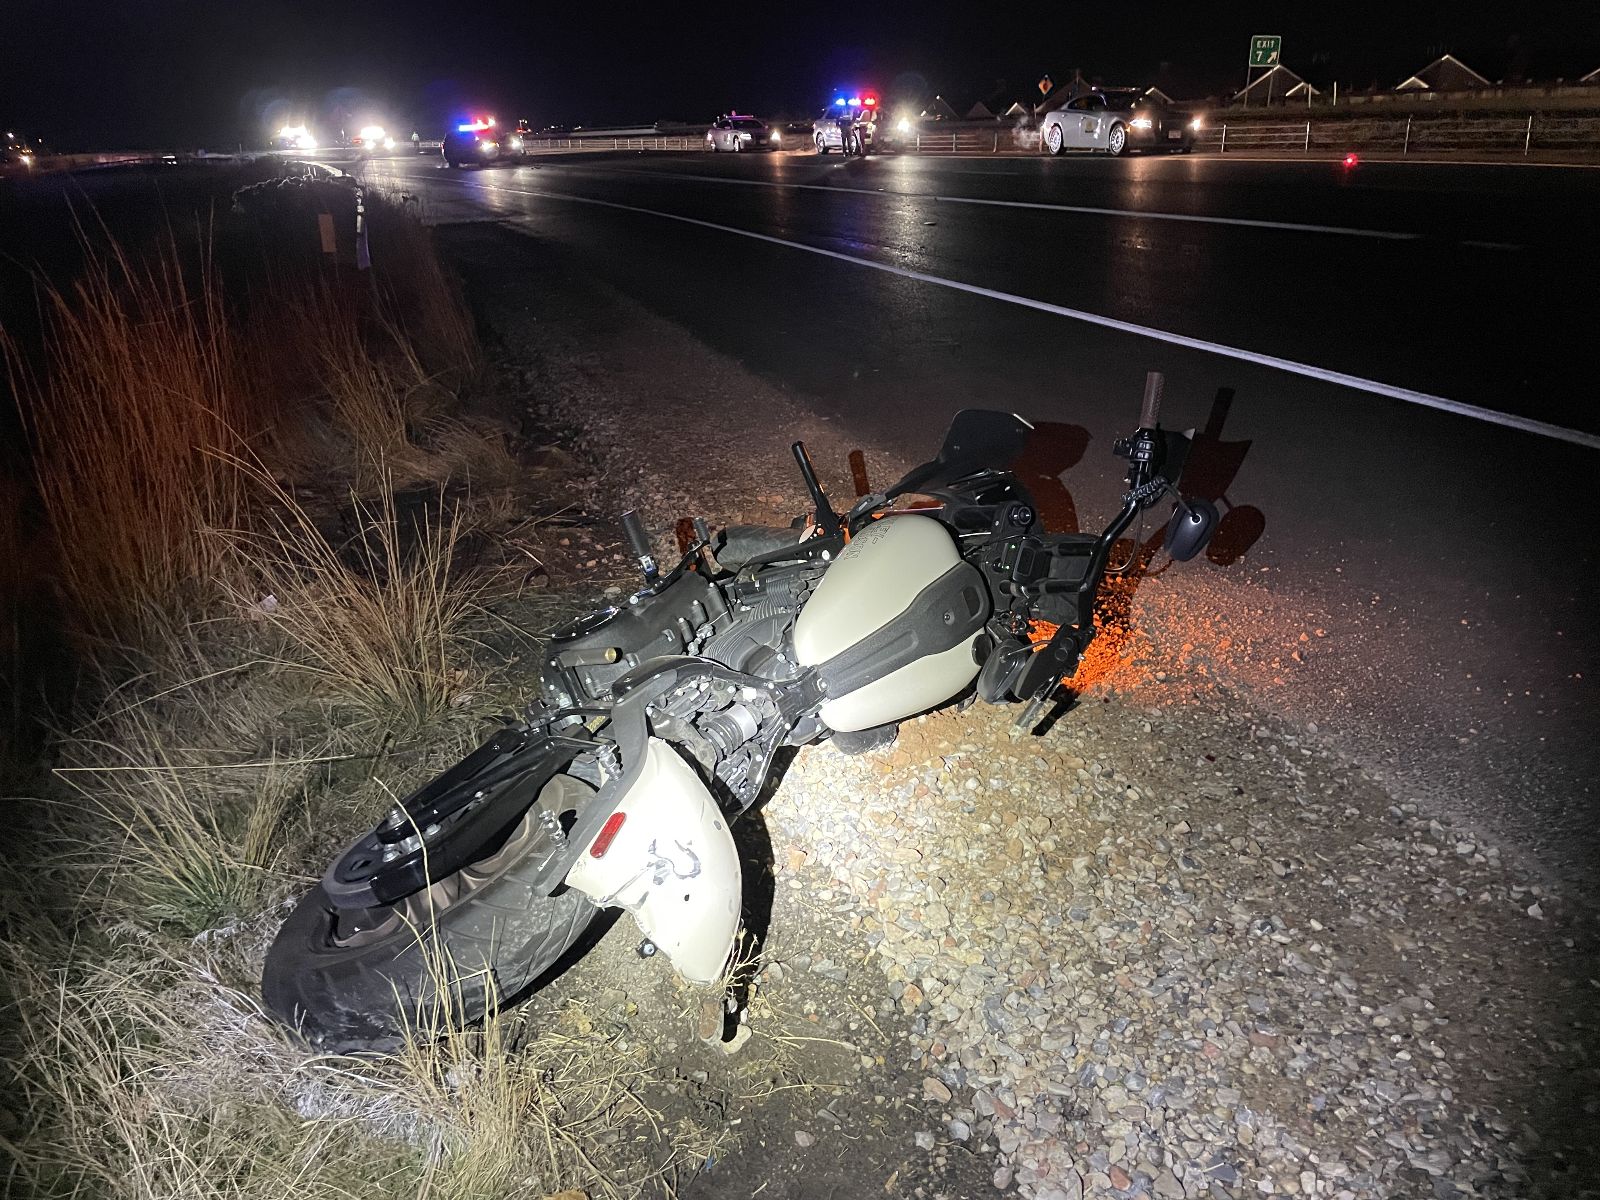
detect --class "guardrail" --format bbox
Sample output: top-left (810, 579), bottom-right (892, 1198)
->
top-left (1199, 113), bottom-right (1600, 155)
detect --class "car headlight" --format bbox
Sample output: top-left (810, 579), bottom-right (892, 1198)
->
top-left (1190, 117), bottom-right (1203, 131)
top-left (769, 131), bottom-right (780, 142)
top-left (479, 140), bottom-right (496, 153)
top-left (383, 137), bottom-right (396, 150)
top-left (1130, 117), bottom-right (1153, 130)
top-left (898, 119), bottom-right (911, 134)
top-left (509, 136), bottom-right (523, 149)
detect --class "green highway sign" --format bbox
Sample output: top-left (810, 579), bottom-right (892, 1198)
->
top-left (1249, 35), bottom-right (1282, 68)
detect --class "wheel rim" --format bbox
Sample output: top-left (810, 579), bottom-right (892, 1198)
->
top-left (1047, 126), bottom-right (1061, 154)
top-left (1110, 126), bottom-right (1125, 154)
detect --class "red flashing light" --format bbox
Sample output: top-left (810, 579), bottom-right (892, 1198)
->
top-left (589, 811), bottom-right (627, 858)
top-left (1343, 152), bottom-right (1359, 168)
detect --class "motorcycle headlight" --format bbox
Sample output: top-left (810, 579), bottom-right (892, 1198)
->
top-left (1130, 117), bottom-right (1153, 130)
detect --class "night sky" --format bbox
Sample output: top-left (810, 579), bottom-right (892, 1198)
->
top-left (6, 1), bottom-right (1599, 151)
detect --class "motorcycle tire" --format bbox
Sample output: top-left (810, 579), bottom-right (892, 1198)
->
top-left (262, 780), bottom-right (597, 1054)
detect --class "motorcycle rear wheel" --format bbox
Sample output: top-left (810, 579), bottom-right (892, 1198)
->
top-left (262, 776), bottom-right (597, 1054)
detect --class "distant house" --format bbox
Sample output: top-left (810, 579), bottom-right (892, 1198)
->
top-left (966, 101), bottom-right (995, 120)
top-left (1233, 65), bottom-right (1319, 104)
top-left (1143, 86), bottom-right (1176, 104)
top-left (1002, 100), bottom-right (1033, 120)
top-left (920, 95), bottom-right (961, 121)
top-left (1396, 53), bottom-right (1491, 92)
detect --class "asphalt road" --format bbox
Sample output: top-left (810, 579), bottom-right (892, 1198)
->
top-left (364, 149), bottom-right (1599, 881)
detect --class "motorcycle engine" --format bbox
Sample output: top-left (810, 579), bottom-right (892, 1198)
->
top-left (540, 560), bottom-right (824, 709)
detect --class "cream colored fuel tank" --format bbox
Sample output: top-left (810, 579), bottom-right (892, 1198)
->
top-left (793, 515), bottom-right (984, 732)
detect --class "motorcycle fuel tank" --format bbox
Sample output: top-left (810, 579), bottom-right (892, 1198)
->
top-left (793, 515), bottom-right (989, 732)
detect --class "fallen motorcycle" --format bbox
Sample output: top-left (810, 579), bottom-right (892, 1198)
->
top-left (263, 371), bottom-right (1218, 1051)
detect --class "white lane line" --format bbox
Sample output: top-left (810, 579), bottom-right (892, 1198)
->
top-left (447, 177), bottom-right (1600, 452)
top-left (525, 162), bottom-right (1419, 241)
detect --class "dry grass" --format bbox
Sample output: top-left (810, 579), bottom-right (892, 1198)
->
top-left (0, 170), bottom-right (698, 1200)
top-left (218, 471), bottom-right (481, 732)
top-left (2, 234), bottom-right (252, 644)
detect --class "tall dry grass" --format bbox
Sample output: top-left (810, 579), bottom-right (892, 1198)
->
top-left (218, 472), bottom-right (481, 731)
top-left (3, 235), bottom-right (252, 644)
top-left (0, 173), bottom-right (692, 1200)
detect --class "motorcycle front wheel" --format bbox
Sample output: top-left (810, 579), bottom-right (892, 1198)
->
top-left (262, 775), bottom-right (598, 1054)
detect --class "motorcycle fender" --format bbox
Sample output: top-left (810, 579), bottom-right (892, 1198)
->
top-left (563, 738), bottom-right (741, 985)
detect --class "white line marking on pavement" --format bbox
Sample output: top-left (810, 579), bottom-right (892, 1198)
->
top-left (447, 177), bottom-right (1600, 452)
top-left (531, 163), bottom-right (1420, 241)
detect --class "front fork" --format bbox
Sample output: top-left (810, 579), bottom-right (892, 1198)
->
top-left (1010, 423), bottom-right (1170, 729)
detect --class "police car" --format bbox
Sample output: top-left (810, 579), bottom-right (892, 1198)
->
top-left (812, 94), bottom-right (879, 155)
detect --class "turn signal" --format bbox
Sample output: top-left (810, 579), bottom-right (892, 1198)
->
top-left (590, 811), bottom-right (627, 858)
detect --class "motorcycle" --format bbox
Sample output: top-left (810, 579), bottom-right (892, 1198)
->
top-left (262, 371), bottom-right (1218, 1051)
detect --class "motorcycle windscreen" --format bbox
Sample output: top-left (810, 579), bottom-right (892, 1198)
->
top-left (563, 738), bottom-right (741, 985)
top-left (884, 409), bottom-right (1034, 501)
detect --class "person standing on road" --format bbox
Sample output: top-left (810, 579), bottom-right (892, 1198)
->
top-left (410, 129), bottom-right (421, 154)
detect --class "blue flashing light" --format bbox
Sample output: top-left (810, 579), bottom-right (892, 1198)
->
top-left (834, 96), bottom-right (847, 106)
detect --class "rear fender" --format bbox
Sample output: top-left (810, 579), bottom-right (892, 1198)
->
top-left (563, 738), bottom-right (741, 985)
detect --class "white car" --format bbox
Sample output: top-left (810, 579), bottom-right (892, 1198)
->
top-left (1040, 91), bottom-right (1199, 157)
top-left (706, 115), bottom-right (781, 152)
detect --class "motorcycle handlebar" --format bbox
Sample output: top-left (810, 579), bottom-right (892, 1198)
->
top-left (620, 509), bottom-right (652, 561)
top-left (1139, 370), bottom-right (1164, 430)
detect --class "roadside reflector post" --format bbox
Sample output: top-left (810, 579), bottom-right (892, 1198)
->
top-left (1524, 114), bottom-right (1533, 156)
top-left (994, 130), bottom-right (999, 152)
top-left (917, 132), bottom-right (921, 153)
top-left (1304, 121), bottom-right (1311, 152)
top-left (1403, 117), bottom-right (1412, 155)
top-left (952, 132), bottom-right (957, 152)
top-left (1220, 123), bottom-right (1227, 153)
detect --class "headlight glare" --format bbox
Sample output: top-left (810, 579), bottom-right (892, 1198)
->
top-left (1130, 117), bottom-right (1153, 130)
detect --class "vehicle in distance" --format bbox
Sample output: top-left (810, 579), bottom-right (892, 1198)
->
top-left (1040, 90), bottom-right (1200, 156)
top-left (442, 117), bottom-right (525, 167)
top-left (706, 114), bottom-right (781, 151)
top-left (813, 94), bottom-right (879, 154)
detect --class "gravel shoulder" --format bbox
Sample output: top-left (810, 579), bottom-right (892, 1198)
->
top-left (441, 219), bottom-right (1599, 1200)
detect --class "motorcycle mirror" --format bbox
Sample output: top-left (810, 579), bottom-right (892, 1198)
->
top-left (1164, 498), bottom-right (1219, 562)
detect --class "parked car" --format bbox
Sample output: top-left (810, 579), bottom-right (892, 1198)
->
top-left (705, 114), bottom-right (782, 152)
top-left (812, 96), bottom-right (880, 154)
top-left (1040, 91), bottom-right (1199, 157)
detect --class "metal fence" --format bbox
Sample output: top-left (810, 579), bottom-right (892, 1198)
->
top-left (1199, 113), bottom-right (1600, 155)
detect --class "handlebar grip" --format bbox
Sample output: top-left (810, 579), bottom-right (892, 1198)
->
top-left (1139, 371), bottom-right (1165, 429)
top-left (620, 509), bottom-right (652, 560)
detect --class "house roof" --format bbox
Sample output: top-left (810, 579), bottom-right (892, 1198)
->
top-left (966, 101), bottom-right (995, 120)
top-left (1396, 53), bottom-right (1492, 91)
top-left (920, 95), bottom-right (961, 121)
top-left (1233, 65), bottom-right (1315, 101)
top-left (1582, 65), bottom-right (1600, 84)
